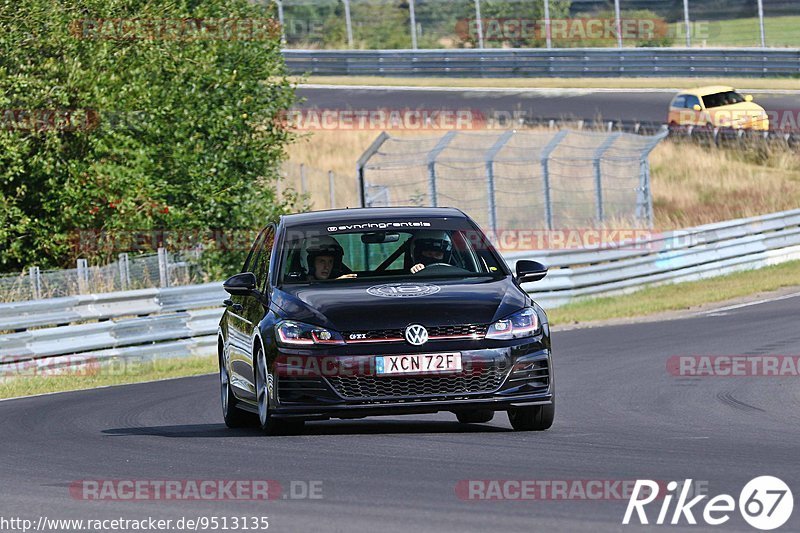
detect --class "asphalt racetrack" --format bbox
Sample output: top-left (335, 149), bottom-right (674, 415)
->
top-left (296, 85), bottom-right (800, 125)
top-left (2, 294), bottom-right (799, 532)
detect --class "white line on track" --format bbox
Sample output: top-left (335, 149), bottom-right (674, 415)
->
top-left (697, 290), bottom-right (800, 316)
top-left (298, 83), bottom-right (800, 95)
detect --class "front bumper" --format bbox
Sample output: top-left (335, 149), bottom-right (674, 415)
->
top-left (269, 342), bottom-right (553, 420)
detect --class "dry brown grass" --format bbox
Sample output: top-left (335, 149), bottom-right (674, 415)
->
top-left (285, 130), bottom-right (800, 229)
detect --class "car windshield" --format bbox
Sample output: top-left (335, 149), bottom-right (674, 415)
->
top-left (702, 91), bottom-right (745, 108)
top-left (279, 225), bottom-right (505, 284)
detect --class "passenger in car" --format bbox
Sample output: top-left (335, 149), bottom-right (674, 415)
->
top-left (306, 236), bottom-right (356, 280)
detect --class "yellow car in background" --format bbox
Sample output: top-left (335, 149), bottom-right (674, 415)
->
top-left (668, 86), bottom-right (769, 131)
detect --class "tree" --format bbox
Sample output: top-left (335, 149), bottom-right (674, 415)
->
top-left (0, 0), bottom-right (297, 276)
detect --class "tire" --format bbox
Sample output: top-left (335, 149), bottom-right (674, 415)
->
top-left (456, 410), bottom-right (495, 424)
top-left (220, 356), bottom-right (253, 428)
top-left (507, 400), bottom-right (555, 431)
top-left (254, 347), bottom-right (305, 436)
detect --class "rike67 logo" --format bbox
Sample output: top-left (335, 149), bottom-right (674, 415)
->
top-left (624, 476), bottom-right (793, 530)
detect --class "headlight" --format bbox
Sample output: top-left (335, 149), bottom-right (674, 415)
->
top-left (276, 320), bottom-right (345, 346)
top-left (486, 307), bottom-right (539, 340)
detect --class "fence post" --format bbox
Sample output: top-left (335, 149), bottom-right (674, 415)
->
top-left (682, 0), bottom-right (691, 47)
top-left (328, 170), bottom-right (336, 209)
top-left (300, 163), bottom-right (308, 195)
top-left (540, 130), bottom-right (568, 231)
top-left (756, 0), bottom-right (766, 47)
top-left (274, 0), bottom-right (286, 45)
top-left (542, 0), bottom-right (552, 49)
top-left (637, 159), bottom-right (654, 228)
top-left (76, 258), bottom-right (89, 294)
top-left (409, 0), bottom-right (418, 49)
top-left (484, 130), bottom-right (514, 233)
top-left (473, 0), bottom-right (484, 49)
top-left (356, 132), bottom-right (391, 208)
top-left (158, 247), bottom-right (170, 288)
top-left (118, 253), bottom-right (130, 291)
top-left (343, 0), bottom-right (354, 48)
top-left (30, 266), bottom-right (41, 300)
top-left (426, 131), bottom-right (457, 208)
top-left (592, 132), bottom-right (622, 223)
top-left (614, 0), bottom-right (622, 48)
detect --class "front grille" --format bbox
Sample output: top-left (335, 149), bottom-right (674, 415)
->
top-left (326, 364), bottom-right (507, 399)
top-left (343, 324), bottom-right (488, 343)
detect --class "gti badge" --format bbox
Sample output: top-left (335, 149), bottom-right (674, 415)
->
top-left (405, 324), bottom-right (429, 346)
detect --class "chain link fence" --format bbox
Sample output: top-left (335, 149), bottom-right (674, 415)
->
top-left (276, 0), bottom-right (799, 49)
top-left (0, 250), bottom-right (203, 303)
top-left (356, 129), bottom-right (666, 231)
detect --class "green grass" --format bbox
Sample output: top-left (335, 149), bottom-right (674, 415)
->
top-left (549, 259), bottom-right (800, 326)
top-left (300, 76), bottom-right (800, 90)
top-left (673, 15), bottom-right (800, 48)
top-left (0, 355), bottom-right (216, 400)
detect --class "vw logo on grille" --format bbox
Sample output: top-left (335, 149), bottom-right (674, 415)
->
top-left (405, 324), bottom-right (429, 346)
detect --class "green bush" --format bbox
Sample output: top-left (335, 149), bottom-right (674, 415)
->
top-left (0, 0), bottom-right (297, 276)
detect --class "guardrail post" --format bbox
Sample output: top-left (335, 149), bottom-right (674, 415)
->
top-left (540, 130), bottom-right (568, 230)
top-left (592, 132), bottom-right (621, 223)
top-left (76, 258), bottom-right (89, 294)
top-left (426, 131), bottom-right (457, 208)
top-left (328, 170), bottom-right (336, 209)
top-left (118, 253), bottom-right (130, 291)
top-left (613, 0), bottom-right (622, 48)
top-left (30, 266), bottom-right (41, 300)
top-left (158, 247), bottom-right (170, 288)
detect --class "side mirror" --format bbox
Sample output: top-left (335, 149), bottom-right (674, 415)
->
top-left (692, 104), bottom-right (702, 111)
top-left (744, 94), bottom-right (754, 102)
top-left (516, 260), bottom-right (548, 284)
top-left (223, 272), bottom-right (257, 296)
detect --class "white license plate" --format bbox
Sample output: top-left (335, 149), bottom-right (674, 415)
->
top-left (376, 353), bottom-right (462, 375)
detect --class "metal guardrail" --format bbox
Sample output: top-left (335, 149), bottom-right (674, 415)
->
top-left (1, 208), bottom-right (800, 376)
top-left (284, 48), bottom-right (800, 78)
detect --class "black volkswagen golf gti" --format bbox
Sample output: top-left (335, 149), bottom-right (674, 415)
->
top-left (218, 207), bottom-right (554, 434)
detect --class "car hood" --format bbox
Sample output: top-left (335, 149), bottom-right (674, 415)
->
top-left (707, 102), bottom-right (765, 115)
top-left (271, 277), bottom-right (528, 332)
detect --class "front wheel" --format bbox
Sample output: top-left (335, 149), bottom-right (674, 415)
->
top-left (220, 358), bottom-right (253, 428)
top-left (255, 348), bottom-right (304, 436)
top-left (507, 400), bottom-right (555, 431)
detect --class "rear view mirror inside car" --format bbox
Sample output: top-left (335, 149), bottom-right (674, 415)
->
top-left (361, 232), bottom-right (400, 244)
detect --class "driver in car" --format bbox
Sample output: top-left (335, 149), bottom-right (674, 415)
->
top-left (410, 230), bottom-right (453, 274)
top-left (306, 236), bottom-right (357, 280)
